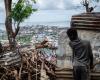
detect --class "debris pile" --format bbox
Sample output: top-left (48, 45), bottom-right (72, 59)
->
top-left (0, 39), bottom-right (57, 80)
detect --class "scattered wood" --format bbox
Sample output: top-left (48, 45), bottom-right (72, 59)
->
top-left (0, 41), bottom-right (57, 80)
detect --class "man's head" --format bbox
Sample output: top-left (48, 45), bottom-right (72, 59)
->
top-left (66, 28), bottom-right (78, 41)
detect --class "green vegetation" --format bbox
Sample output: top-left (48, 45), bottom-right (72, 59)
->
top-left (0, 35), bottom-right (8, 40)
top-left (17, 35), bottom-right (33, 44)
top-left (11, 0), bottom-right (37, 26)
top-left (4, 0), bottom-right (37, 49)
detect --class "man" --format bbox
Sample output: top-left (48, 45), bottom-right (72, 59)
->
top-left (0, 42), bottom-right (3, 53)
top-left (66, 28), bottom-right (93, 80)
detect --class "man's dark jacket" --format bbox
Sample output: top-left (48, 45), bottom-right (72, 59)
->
top-left (69, 39), bottom-right (93, 68)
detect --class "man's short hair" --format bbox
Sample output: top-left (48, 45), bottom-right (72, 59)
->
top-left (66, 28), bottom-right (78, 41)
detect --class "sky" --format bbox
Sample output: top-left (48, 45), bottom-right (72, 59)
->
top-left (34, 0), bottom-right (81, 10)
top-left (0, 0), bottom-right (82, 23)
top-left (0, 0), bottom-right (100, 29)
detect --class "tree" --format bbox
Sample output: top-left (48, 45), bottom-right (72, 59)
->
top-left (4, 0), bottom-right (13, 49)
top-left (81, 0), bottom-right (100, 13)
top-left (4, 0), bottom-right (37, 50)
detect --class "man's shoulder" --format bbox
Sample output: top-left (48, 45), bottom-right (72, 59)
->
top-left (81, 40), bottom-right (90, 45)
top-left (81, 40), bottom-right (90, 42)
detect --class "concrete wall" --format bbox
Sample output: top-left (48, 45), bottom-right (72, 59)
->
top-left (57, 30), bottom-right (72, 68)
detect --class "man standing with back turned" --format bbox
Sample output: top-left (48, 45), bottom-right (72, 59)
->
top-left (66, 28), bottom-right (93, 80)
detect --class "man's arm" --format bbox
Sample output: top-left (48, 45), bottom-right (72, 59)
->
top-left (69, 42), bottom-right (74, 62)
top-left (0, 42), bottom-right (3, 53)
top-left (88, 42), bottom-right (93, 69)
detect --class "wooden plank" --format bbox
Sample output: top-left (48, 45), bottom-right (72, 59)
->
top-left (71, 26), bottom-right (100, 30)
top-left (55, 68), bottom-right (100, 80)
top-left (73, 23), bottom-right (100, 27)
top-left (72, 21), bottom-right (100, 25)
top-left (72, 20), bottom-right (100, 23)
top-left (72, 17), bottom-right (100, 21)
top-left (72, 13), bottom-right (100, 17)
top-left (55, 71), bottom-right (72, 75)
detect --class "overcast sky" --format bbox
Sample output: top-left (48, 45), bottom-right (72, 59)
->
top-left (34, 0), bottom-right (81, 10)
top-left (0, 0), bottom-right (81, 23)
top-left (0, 0), bottom-right (81, 10)
top-left (0, 0), bottom-right (100, 24)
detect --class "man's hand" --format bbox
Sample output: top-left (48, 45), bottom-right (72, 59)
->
top-left (90, 65), bottom-right (94, 72)
top-left (90, 65), bottom-right (94, 69)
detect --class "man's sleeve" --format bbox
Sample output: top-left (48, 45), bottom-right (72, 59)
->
top-left (88, 42), bottom-right (93, 69)
top-left (69, 42), bottom-right (74, 62)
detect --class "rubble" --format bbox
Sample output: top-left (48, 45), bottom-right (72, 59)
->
top-left (0, 39), bottom-right (57, 80)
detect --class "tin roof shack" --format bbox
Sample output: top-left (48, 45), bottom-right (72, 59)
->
top-left (71, 12), bottom-right (100, 72)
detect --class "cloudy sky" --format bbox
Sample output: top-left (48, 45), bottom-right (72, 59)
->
top-left (0, 0), bottom-right (100, 28)
top-left (34, 0), bottom-right (81, 10)
top-left (0, 0), bottom-right (81, 23)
